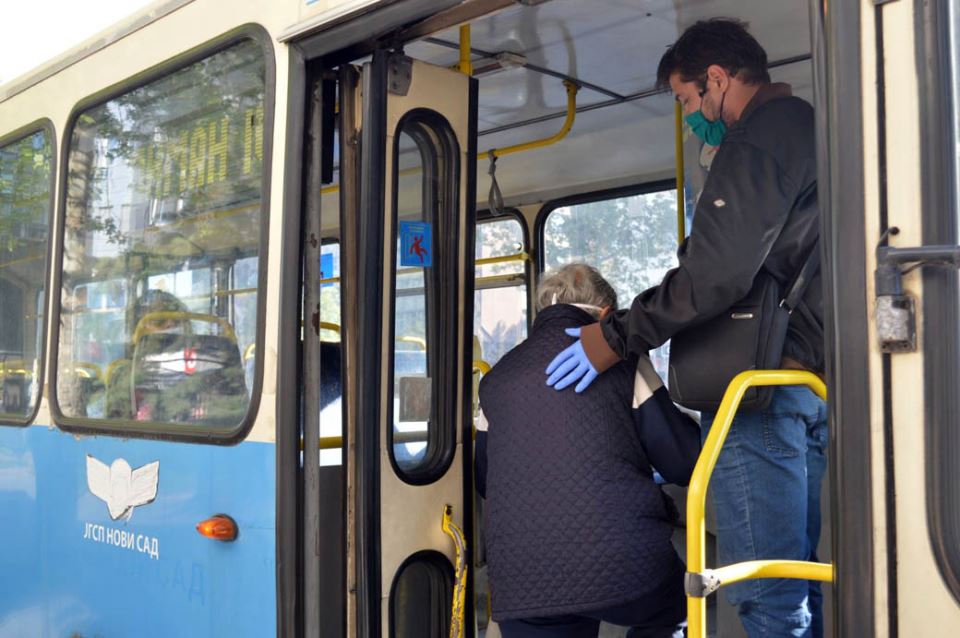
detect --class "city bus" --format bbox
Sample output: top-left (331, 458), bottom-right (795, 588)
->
top-left (0, 0), bottom-right (957, 636)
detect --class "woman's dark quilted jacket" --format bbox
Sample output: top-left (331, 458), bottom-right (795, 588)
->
top-left (478, 304), bottom-right (682, 621)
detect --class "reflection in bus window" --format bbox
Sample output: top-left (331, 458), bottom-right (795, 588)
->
top-left (543, 189), bottom-right (678, 381)
top-left (0, 129), bottom-right (51, 422)
top-left (474, 217), bottom-right (527, 367)
top-left (55, 39), bottom-right (266, 432)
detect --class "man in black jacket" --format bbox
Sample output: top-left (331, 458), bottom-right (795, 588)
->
top-left (478, 264), bottom-right (698, 638)
top-left (544, 20), bottom-right (827, 638)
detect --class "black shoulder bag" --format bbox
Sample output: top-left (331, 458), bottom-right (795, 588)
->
top-left (667, 241), bottom-right (820, 413)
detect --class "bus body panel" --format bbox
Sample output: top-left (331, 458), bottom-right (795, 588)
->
top-left (0, 425), bottom-right (275, 637)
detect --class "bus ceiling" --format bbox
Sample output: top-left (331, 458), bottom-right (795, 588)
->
top-left (314, 0), bottom-right (813, 208)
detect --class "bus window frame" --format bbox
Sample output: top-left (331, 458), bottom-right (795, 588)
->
top-left (917, 0), bottom-right (960, 605)
top-left (47, 24), bottom-right (276, 444)
top-left (386, 108), bottom-right (461, 486)
top-left (0, 119), bottom-right (57, 427)
top-left (474, 207), bottom-right (532, 347)
top-left (534, 179), bottom-right (677, 277)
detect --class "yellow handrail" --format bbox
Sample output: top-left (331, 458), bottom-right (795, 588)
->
top-left (456, 24), bottom-right (472, 76)
top-left (487, 81), bottom-right (579, 159)
top-left (105, 359), bottom-right (129, 384)
top-left (442, 504), bottom-right (468, 638)
top-left (133, 311), bottom-right (237, 344)
top-left (472, 359), bottom-right (491, 375)
top-left (475, 252), bottom-right (529, 267)
top-left (319, 80), bottom-right (579, 197)
top-left (686, 370), bottom-right (829, 638)
top-left (72, 361), bottom-right (103, 381)
top-left (397, 335), bottom-right (427, 350)
top-left (320, 321), bottom-right (341, 334)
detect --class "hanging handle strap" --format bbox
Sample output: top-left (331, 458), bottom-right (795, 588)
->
top-left (781, 239), bottom-right (821, 314)
top-left (487, 150), bottom-right (505, 216)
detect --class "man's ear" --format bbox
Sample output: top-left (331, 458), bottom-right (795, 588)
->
top-left (706, 64), bottom-right (730, 91)
top-left (599, 306), bottom-right (613, 320)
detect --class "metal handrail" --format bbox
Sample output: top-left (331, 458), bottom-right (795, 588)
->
top-left (686, 370), bottom-right (831, 638)
top-left (442, 504), bottom-right (468, 638)
top-left (132, 311), bottom-right (237, 344)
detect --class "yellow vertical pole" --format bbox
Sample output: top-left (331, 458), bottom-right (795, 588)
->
top-left (458, 24), bottom-right (473, 76)
top-left (674, 101), bottom-right (686, 244)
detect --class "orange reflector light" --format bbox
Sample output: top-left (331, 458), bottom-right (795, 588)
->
top-left (196, 514), bottom-right (238, 541)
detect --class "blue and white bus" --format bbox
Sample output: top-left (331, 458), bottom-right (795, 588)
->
top-left (2, 0), bottom-right (960, 636)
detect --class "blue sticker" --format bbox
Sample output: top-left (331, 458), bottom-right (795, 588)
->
top-left (399, 221), bottom-right (433, 267)
top-left (320, 252), bottom-right (335, 288)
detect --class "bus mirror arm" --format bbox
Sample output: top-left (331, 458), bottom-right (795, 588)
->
top-left (874, 226), bottom-right (960, 352)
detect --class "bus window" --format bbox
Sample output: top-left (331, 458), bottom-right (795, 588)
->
top-left (0, 128), bottom-right (52, 423)
top-left (54, 38), bottom-right (267, 436)
top-left (542, 187), bottom-right (678, 381)
top-left (475, 214), bottom-right (528, 367)
top-left (389, 114), bottom-right (460, 481)
top-left (319, 241), bottom-right (341, 467)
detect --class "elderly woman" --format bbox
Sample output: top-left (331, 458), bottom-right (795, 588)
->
top-left (476, 263), bottom-right (699, 638)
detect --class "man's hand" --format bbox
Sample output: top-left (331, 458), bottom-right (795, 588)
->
top-left (545, 328), bottom-right (599, 393)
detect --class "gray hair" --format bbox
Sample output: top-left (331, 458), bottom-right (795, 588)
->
top-left (536, 263), bottom-right (618, 318)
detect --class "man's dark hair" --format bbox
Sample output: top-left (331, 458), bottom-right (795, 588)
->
top-left (656, 19), bottom-right (771, 90)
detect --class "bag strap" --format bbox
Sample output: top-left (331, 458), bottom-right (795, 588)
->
top-left (781, 238), bottom-right (821, 313)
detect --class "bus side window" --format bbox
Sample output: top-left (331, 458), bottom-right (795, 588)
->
top-left (53, 38), bottom-right (268, 437)
top-left (541, 187), bottom-right (679, 381)
top-left (474, 214), bottom-right (528, 367)
top-left (0, 128), bottom-right (52, 424)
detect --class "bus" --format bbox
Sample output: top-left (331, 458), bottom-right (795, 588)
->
top-left (0, 0), bottom-right (957, 636)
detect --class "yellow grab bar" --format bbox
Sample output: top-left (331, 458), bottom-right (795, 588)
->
top-left (320, 78), bottom-right (578, 197)
top-left (397, 335), bottom-right (427, 350)
top-left (472, 359), bottom-right (491, 375)
top-left (319, 436), bottom-right (342, 450)
top-left (456, 24), bottom-right (472, 76)
top-left (442, 504), bottom-right (468, 638)
top-left (486, 81), bottom-right (578, 159)
top-left (133, 311), bottom-right (237, 344)
top-left (310, 429), bottom-right (431, 451)
top-left (475, 252), bottom-right (529, 267)
top-left (320, 321), bottom-right (341, 334)
top-left (690, 560), bottom-right (833, 598)
top-left (686, 370), bottom-right (828, 638)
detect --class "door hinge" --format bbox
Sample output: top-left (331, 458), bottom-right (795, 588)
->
top-left (874, 227), bottom-right (960, 352)
top-left (387, 54), bottom-right (413, 96)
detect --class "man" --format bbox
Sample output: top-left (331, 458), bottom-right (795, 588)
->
top-left (544, 20), bottom-right (827, 638)
top-left (477, 264), bottom-right (699, 638)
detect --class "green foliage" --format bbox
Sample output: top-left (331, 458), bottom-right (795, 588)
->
top-left (543, 190), bottom-right (680, 307)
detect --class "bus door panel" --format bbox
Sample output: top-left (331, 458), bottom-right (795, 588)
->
top-left (355, 52), bottom-right (477, 637)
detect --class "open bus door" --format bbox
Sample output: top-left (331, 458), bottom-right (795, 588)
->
top-left (349, 51), bottom-right (478, 637)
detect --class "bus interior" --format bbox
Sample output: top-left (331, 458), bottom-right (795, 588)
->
top-left (309, 1), bottom-right (821, 636)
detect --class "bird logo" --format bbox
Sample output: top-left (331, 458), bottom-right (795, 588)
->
top-left (86, 455), bottom-right (160, 521)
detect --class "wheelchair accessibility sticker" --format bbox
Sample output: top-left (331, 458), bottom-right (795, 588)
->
top-left (400, 221), bottom-right (432, 267)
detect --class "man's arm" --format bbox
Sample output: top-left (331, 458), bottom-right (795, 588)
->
top-left (582, 139), bottom-right (801, 367)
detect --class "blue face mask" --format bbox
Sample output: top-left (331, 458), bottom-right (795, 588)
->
top-left (685, 109), bottom-right (727, 146)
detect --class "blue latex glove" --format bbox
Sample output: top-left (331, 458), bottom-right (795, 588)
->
top-left (545, 328), bottom-right (599, 393)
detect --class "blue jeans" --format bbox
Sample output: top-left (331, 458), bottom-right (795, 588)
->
top-left (700, 386), bottom-right (828, 638)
